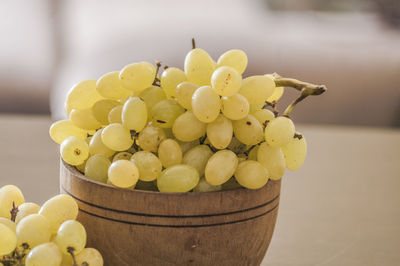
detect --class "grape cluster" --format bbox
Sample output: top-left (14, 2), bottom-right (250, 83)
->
top-left (0, 185), bottom-right (103, 266)
top-left (50, 44), bottom-right (325, 193)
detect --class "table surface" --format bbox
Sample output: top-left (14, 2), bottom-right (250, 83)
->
top-left (1, 114), bottom-right (399, 266)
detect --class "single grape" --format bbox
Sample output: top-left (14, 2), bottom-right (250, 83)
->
top-left (175, 82), bottom-right (198, 110)
top-left (282, 133), bottom-right (307, 171)
top-left (217, 49), bottom-right (248, 74)
top-left (177, 139), bottom-right (200, 155)
top-left (60, 136), bottom-right (90, 166)
top-left (191, 86), bottom-right (221, 123)
top-left (157, 165), bottom-right (200, 193)
top-left (92, 99), bottom-right (121, 125)
top-left (108, 105), bottom-right (123, 124)
top-left (267, 87), bottom-right (284, 102)
top-left (151, 99), bottom-right (185, 128)
top-left (119, 62), bottom-right (156, 92)
top-left (108, 160), bottom-right (139, 188)
top-left (69, 108), bottom-right (102, 130)
top-left (205, 150), bottom-right (238, 186)
top-left (184, 48), bottom-right (215, 86)
top-left (257, 142), bottom-right (285, 180)
top-left (122, 97), bottom-right (148, 132)
top-left (161, 67), bottom-right (187, 98)
top-left (221, 94), bottom-right (249, 120)
top-left (49, 120), bottom-right (88, 145)
top-left (112, 152), bottom-right (132, 162)
top-left (137, 125), bottom-right (166, 152)
top-left (193, 177), bottom-right (221, 192)
top-left (139, 85), bottom-right (167, 114)
top-left (158, 139), bottom-right (182, 168)
top-left (0, 217), bottom-right (16, 232)
top-left (89, 128), bottom-right (115, 157)
top-left (211, 66), bottom-right (242, 97)
top-left (252, 109), bottom-right (275, 127)
top-left (206, 114), bottom-right (233, 149)
top-left (172, 111), bottom-right (206, 142)
top-left (101, 123), bottom-right (133, 151)
top-left (96, 71), bottom-right (131, 100)
top-left (0, 224), bottom-right (17, 256)
top-left (131, 151), bottom-right (162, 182)
top-left (234, 160), bottom-right (269, 189)
top-left (232, 115), bottom-right (264, 145)
top-left (182, 145), bottom-right (213, 177)
top-left (25, 242), bottom-right (62, 266)
top-left (0, 185), bottom-right (25, 219)
top-left (16, 214), bottom-right (51, 247)
top-left (239, 75), bottom-right (275, 105)
top-left (15, 202), bottom-right (41, 224)
top-left (66, 80), bottom-right (103, 110)
top-left (55, 220), bottom-right (87, 255)
top-left (264, 116), bottom-right (295, 147)
top-left (85, 154), bottom-right (111, 183)
top-left (76, 247), bottom-right (104, 266)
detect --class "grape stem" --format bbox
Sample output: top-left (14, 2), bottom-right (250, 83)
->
top-left (10, 201), bottom-right (18, 222)
top-left (264, 101), bottom-right (279, 117)
top-left (68, 247), bottom-right (79, 266)
top-left (152, 61), bottom-right (162, 86)
top-left (192, 38), bottom-right (196, 49)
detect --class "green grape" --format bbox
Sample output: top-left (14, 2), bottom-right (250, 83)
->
top-left (112, 152), bottom-right (132, 162)
top-left (76, 247), bottom-right (104, 266)
top-left (175, 82), bottom-right (198, 110)
top-left (16, 214), bottom-right (51, 247)
top-left (84, 154), bottom-right (111, 183)
top-left (66, 80), bottom-right (104, 110)
top-left (191, 86), bottom-right (221, 123)
top-left (119, 62), bottom-right (156, 92)
top-left (239, 75), bottom-right (275, 105)
top-left (89, 128), bottom-right (115, 158)
top-left (184, 48), bottom-right (215, 86)
top-left (257, 142), bottom-right (285, 180)
top-left (0, 224), bottom-right (17, 256)
top-left (69, 108), bottom-right (102, 130)
top-left (137, 125), bottom-right (166, 152)
top-left (158, 139), bottom-right (182, 168)
top-left (282, 133), bottom-right (307, 171)
top-left (217, 49), bottom-right (248, 74)
top-left (172, 111), bottom-right (206, 142)
top-left (248, 145), bottom-right (259, 161)
top-left (60, 136), bottom-right (90, 166)
top-left (161, 67), bottom-right (187, 98)
top-left (249, 103), bottom-right (264, 113)
top-left (221, 177), bottom-right (242, 190)
top-left (139, 85), bottom-right (167, 114)
top-left (205, 150), bottom-right (238, 186)
top-left (92, 99), bottom-right (121, 125)
top-left (15, 202), bottom-right (41, 224)
top-left (177, 139), bottom-right (200, 155)
top-left (96, 71), bottom-right (131, 100)
top-left (108, 160), bottom-right (139, 188)
top-left (131, 151), bottom-right (162, 181)
top-left (264, 116), bottom-right (295, 147)
top-left (151, 99), bottom-right (185, 128)
top-left (206, 114), bottom-right (233, 149)
top-left (0, 185), bottom-right (25, 219)
top-left (39, 194), bottom-right (79, 234)
top-left (157, 165), bottom-right (199, 193)
top-left (267, 87), bottom-right (284, 102)
top-left (135, 180), bottom-right (158, 191)
top-left (49, 120), bottom-right (88, 145)
top-left (252, 109), bottom-right (275, 126)
top-left (211, 66), bottom-right (242, 96)
top-left (101, 123), bottom-right (133, 151)
top-left (234, 160), bottom-right (269, 189)
top-left (25, 242), bottom-right (62, 266)
top-left (221, 94), bottom-right (249, 120)
top-left (108, 105), bottom-right (123, 124)
top-left (55, 220), bottom-right (87, 255)
top-left (122, 97), bottom-right (148, 132)
top-left (0, 217), bottom-right (16, 232)
top-left (232, 115), bottom-right (264, 145)
top-left (193, 177), bottom-right (221, 192)
top-left (182, 145), bottom-right (213, 176)
top-left (227, 137), bottom-right (247, 154)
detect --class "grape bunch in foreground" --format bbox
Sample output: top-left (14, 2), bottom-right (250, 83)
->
top-left (0, 185), bottom-right (103, 266)
top-left (50, 40), bottom-right (326, 193)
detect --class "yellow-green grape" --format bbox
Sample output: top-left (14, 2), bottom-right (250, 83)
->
top-left (0, 185), bottom-right (25, 219)
top-left (25, 242), bottom-right (62, 266)
top-left (15, 202), bottom-right (41, 224)
top-left (178, 139), bottom-right (200, 154)
top-left (265, 116), bottom-right (295, 147)
top-left (252, 109), bottom-right (275, 126)
top-left (39, 194), bottom-right (79, 234)
top-left (55, 220), bottom-right (87, 255)
top-left (60, 136), bottom-right (90, 166)
top-left (232, 115), bottom-right (264, 145)
top-left (205, 150), bottom-right (238, 186)
top-left (49, 120), bottom-right (88, 145)
top-left (92, 99), bottom-right (120, 125)
top-left (122, 97), bottom-right (148, 132)
top-left (131, 151), bottom-right (162, 182)
top-left (172, 111), bottom-right (206, 142)
top-left (248, 145), bottom-right (259, 161)
top-left (193, 177), bottom-right (221, 192)
top-left (257, 142), bottom-right (285, 180)
top-left (175, 82), bottom-right (198, 110)
top-left (96, 71), bottom-right (131, 100)
top-left (191, 86), bottom-right (221, 123)
top-left (65, 102), bottom-right (73, 116)
top-left (69, 108), bottom-right (102, 130)
top-left (249, 103), bottom-right (264, 113)
top-left (108, 160), bottom-right (139, 188)
top-left (282, 133), bottom-right (307, 171)
top-left (139, 85), bottom-right (167, 114)
top-left (227, 137), bottom-right (246, 154)
top-left (184, 48), bottom-right (215, 86)
top-left (66, 80), bottom-right (103, 110)
top-left (158, 139), bottom-right (182, 168)
top-left (137, 125), bottom-right (166, 152)
top-left (221, 177), bottom-right (242, 190)
top-left (0, 224), bottom-right (17, 256)
top-left (239, 75), bottom-right (275, 105)
top-left (157, 165), bottom-right (200, 193)
top-left (0, 217), bottom-right (16, 232)
top-left (84, 154), bottom-right (111, 183)
top-left (135, 180), bottom-right (158, 191)
top-left (76, 247), bottom-right (104, 266)
top-left (161, 67), bottom-right (187, 98)
top-left (211, 66), bottom-right (242, 96)
top-left (217, 49), bottom-right (248, 74)
top-left (221, 94), bottom-right (249, 120)
top-left (119, 62), bottom-right (156, 92)
top-left (108, 105), bottom-right (123, 124)
top-left (234, 160), bottom-right (269, 189)
top-left (267, 87), bottom-right (284, 102)
top-left (61, 252), bottom-right (74, 266)
top-left (89, 129), bottom-right (115, 157)
top-left (182, 145), bottom-right (213, 176)
top-left (151, 99), bottom-right (185, 128)
top-left (206, 114), bottom-right (233, 149)
top-left (112, 152), bottom-right (132, 162)
top-left (16, 214), bottom-right (51, 247)
top-left (101, 123), bottom-right (133, 151)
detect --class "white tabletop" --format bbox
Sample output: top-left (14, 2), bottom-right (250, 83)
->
top-left (1, 114), bottom-right (399, 265)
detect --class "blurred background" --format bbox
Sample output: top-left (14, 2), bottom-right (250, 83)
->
top-left (0, 0), bottom-right (399, 127)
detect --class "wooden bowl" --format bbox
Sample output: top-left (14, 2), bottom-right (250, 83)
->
top-left (60, 160), bottom-right (281, 266)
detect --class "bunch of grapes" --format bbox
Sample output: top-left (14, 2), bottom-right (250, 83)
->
top-left (0, 185), bottom-right (103, 266)
top-left (50, 40), bottom-right (326, 193)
